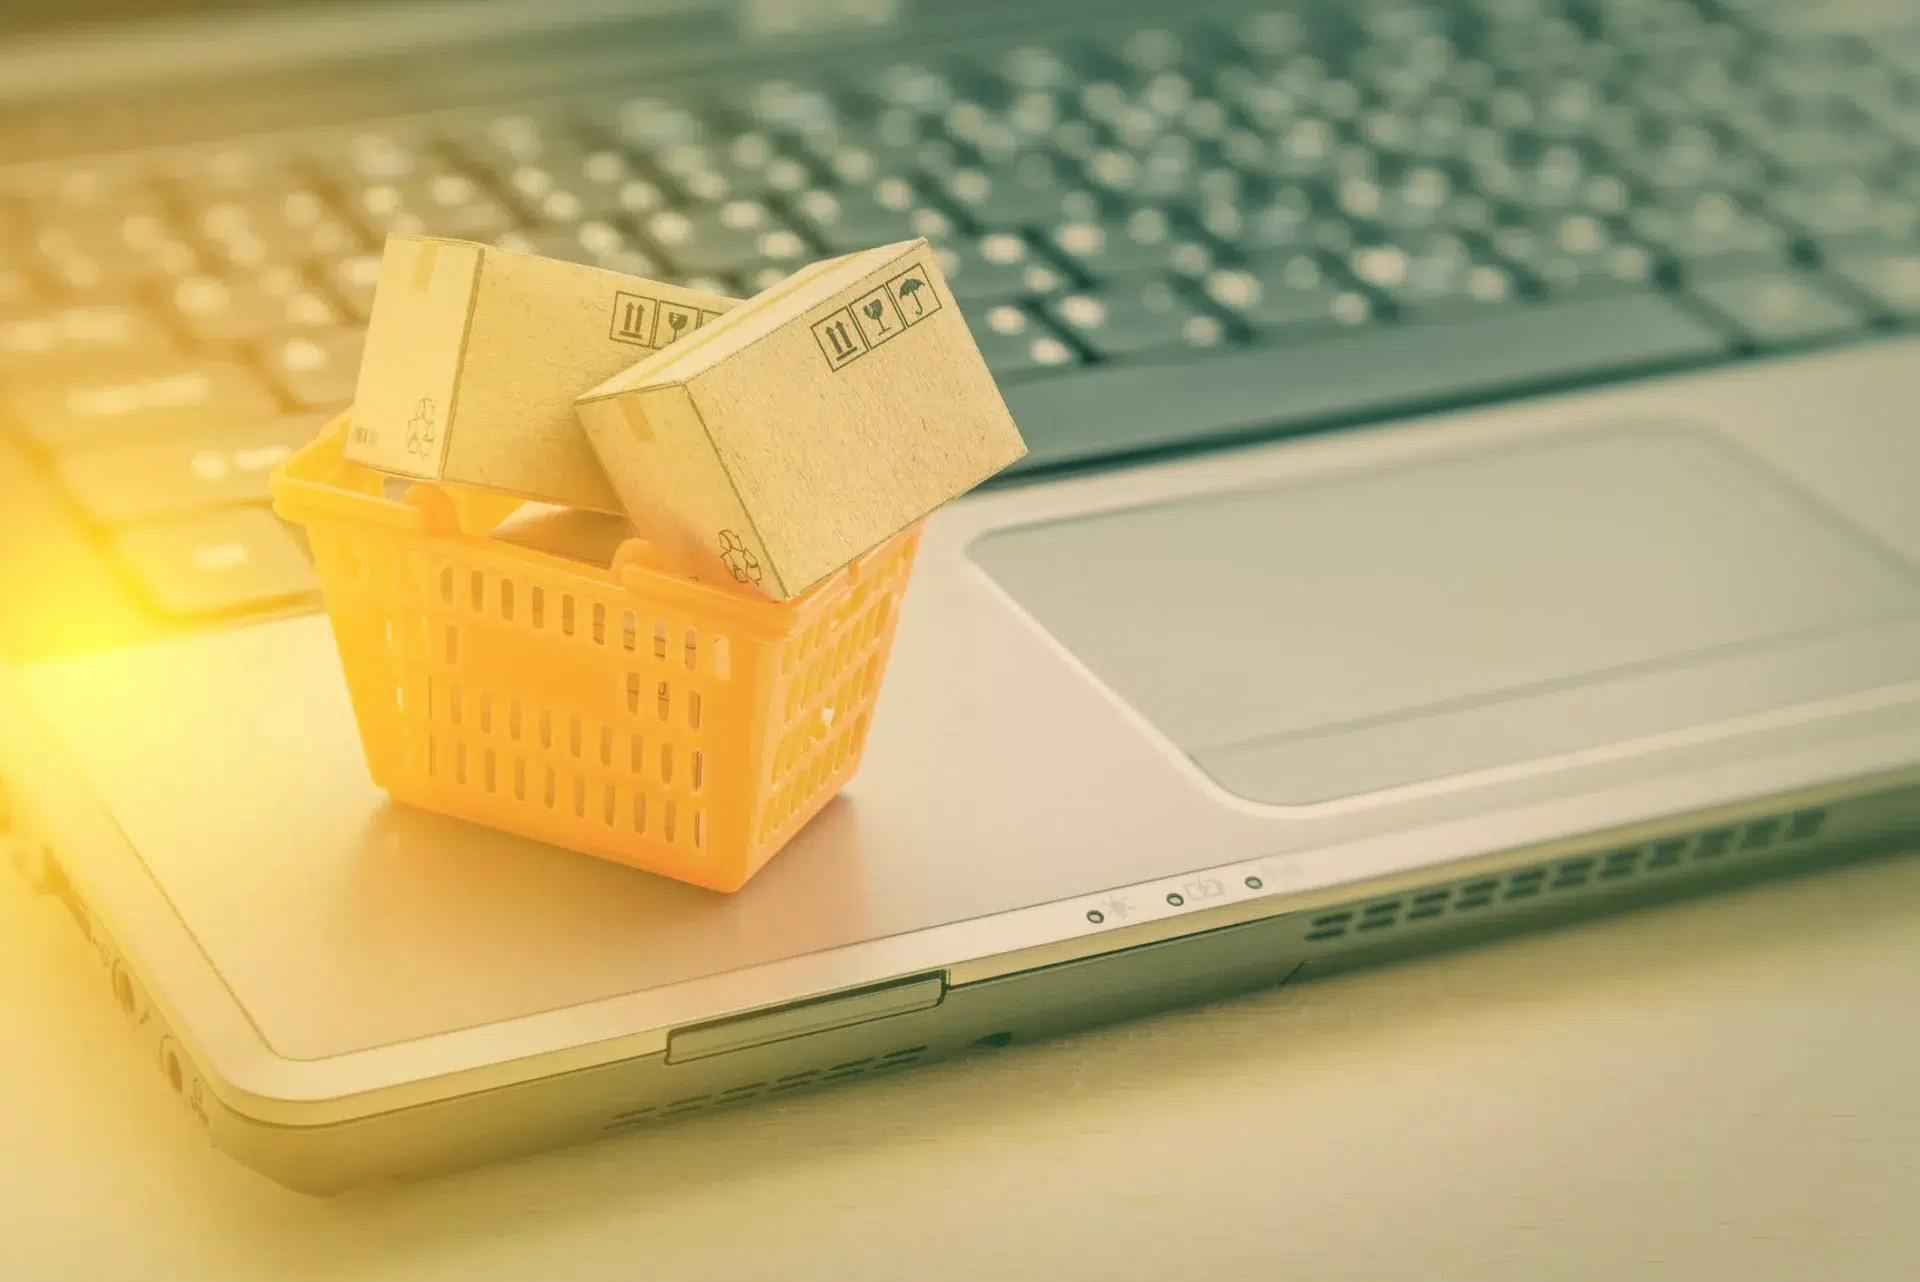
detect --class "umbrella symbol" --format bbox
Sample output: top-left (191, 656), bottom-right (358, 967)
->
top-left (897, 275), bottom-right (926, 315)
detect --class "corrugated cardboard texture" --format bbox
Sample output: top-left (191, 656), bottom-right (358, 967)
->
top-left (349, 234), bottom-right (737, 512)
top-left (577, 239), bottom-right (1027, 600)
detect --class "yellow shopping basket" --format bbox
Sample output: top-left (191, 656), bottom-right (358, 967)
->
top-left (271, 415), bottom-right (919, 893)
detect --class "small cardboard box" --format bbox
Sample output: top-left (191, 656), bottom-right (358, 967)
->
top-left (348, 234), bottom-right (737, 512)
top-left (575, 239), bottom-right (1027, 600)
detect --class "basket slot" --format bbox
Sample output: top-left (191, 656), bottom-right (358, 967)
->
top-left (530, 586), bottom-right (545, 629)
top-left (691, 750), bottom-right (704, 793)
top-left (560, 594), bottom-right (576, 638)
top-left (688, 691), bottom-right (703, 731)
top-left (500, 579), bottom-right (515, 621)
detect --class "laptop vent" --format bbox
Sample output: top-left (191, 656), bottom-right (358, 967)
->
top-left (603, 1045), bottom-right (931, 1131)
top-left (1300, 806), bottom-right (1829, 946)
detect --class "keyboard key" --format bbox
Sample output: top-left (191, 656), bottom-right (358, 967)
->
top-left (649, 131), bottom-right (818, 204)
top-left (1039, 279), bottom-right (1231, 359)
top-left (112, 507), bottom-right (318, 617)
top-left (1628, 191), bottom-right (1795, 278)
top-left (1044, 204), bottom-right (1217, 281)
top-left (1765, 171), bottom-right (1920, 253)
top-left (785, 178), bottom-right (948, 252)
top-left (999, 293), bottom-right (1730, 475)
top-left (443, 108), bottom-right (585, 168)
top-left (309, 127), bottom-right (442, 184)
top-left (490, 222), bottom-right (669, 278)
top-left (929, 229), bottom-right (1073, 301)
top-left (1200, 255), bottom-right (1376, 335)
top-left (322, 253), bottom-right (383, 321)
top-left (959, 300), bottom-right (1081, 376)
top-left (346, 172), bottom-right (518, 242)
top-left (166, 270), bottom-right (342, 345)
top-left (1605, 116), bottom-right (1769, 197)
top-left (6, 358), bottom-right (280, 451)
top-left (639, 200), bottom-right (815, 276)
top-left (188, 189), bottom-right (364, 270)
top-left (54, 415), bottom-right (324, 524)
top-left (1825, 250), bottom-right (1920, 321)
top-left (1485, 212), bottom-right (1661, 297)
top-left (32, 214), bottom-right (201, 291)
top-left (1687, 272), bottom-right (1871, 349)
top-left (929, 152), bottom-right (1091, 226)
top-left (163, 144), bottom-right (300, 196)
top-left (257, 328), bottom-right (365, 409)
top-left (1345, 231), bottom-right (1521, 314)
top-left (492, 150), bottom-right (667, 225)
top-left (0, 302), bottom-right (176, 373)
top-left (1194, 182), bottom-right (1357, 257)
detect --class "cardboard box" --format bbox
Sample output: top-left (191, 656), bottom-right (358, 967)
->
top-left (575, 239), bottom-right (1027, 600)
top-left (347, 234), bottom-right (737, 512)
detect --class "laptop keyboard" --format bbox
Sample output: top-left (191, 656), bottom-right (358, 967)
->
top-left (4, 0), bottom-right (1920, 628)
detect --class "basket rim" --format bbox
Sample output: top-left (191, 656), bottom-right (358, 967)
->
top-left (269, 413), bottom-right (910, 636)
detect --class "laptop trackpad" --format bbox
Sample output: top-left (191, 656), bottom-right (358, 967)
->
top-left (970, 426), bottom-right (1920, 805)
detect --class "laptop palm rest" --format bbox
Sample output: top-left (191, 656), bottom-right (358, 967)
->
top-left (970, 425), bottom-right (1920, 806)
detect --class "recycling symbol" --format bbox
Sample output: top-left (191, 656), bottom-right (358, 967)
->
top-left (405, 397), bottom-right (437, 458)
top-left (717, 529), bottom-right (762, 585)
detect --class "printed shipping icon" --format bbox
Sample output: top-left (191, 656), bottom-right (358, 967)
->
top-left (576, 238), bottom-right (1028, 601)
top-left (348, 234), bottom-right (738, 511)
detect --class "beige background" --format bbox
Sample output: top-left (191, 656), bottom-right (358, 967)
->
top-left (4, 845), bottom-right (1917, 1281)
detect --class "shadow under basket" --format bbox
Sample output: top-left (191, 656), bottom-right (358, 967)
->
top-left (270, 415), bottom-right (921, 893)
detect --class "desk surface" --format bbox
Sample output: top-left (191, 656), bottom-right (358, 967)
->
top-left (5, 847), bottom-right (1918, 1282)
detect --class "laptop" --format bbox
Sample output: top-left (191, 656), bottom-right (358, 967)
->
top-left (4, 0), bottom-right (1920, 1195)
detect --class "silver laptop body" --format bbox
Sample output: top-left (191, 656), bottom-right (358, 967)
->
top-left (3, 0), bottom-right (1918, 1192)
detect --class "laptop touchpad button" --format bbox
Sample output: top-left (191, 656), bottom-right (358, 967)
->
top-left (970, 427), bottom-right (1920, 805)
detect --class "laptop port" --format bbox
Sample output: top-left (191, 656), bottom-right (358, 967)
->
top-left (109, 958), bottom-right (145, 1023)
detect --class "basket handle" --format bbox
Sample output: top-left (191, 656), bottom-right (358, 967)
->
top-left (402, 482), bottom-right (526, 540)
